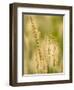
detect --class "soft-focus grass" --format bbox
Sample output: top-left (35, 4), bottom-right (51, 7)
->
top-left (24, 15), bottom-right (63, 74)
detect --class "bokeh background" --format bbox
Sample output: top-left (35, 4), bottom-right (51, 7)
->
top-left (23, 15), bottom-right (63, 74)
